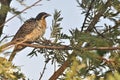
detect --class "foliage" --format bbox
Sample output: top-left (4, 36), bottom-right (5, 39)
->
top-left (64, 58), bottom-right (120, 80)
top-left (0, 57), bottom-right (25, 80)
top-left (0, 0), bottom-right (120, 80)
top-left (57, 0), bottom-right (120, 80)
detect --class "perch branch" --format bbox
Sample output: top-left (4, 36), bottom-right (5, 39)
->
top-left (1, 40), bottom-right (120, 53)
top-left (49, 60), bottom-right (70, 80)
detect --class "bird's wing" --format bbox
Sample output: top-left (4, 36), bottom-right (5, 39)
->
top-left (12, 18), bottom-right (38, 41)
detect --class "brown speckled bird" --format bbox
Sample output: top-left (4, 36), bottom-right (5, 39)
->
top-left (8, 12), bottom-right (51, 61)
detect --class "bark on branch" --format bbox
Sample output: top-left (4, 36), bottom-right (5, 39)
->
top-left (86, 0), bottom-right (112, 32)
top-left (20, 43), bottom-right (120, 50)
top-left (49, 60), bottom-right (70, 80)
top-left (0, 39), bottom-right (120, 53)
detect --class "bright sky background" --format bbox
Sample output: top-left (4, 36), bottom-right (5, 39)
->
top-left (2, 0), bottom-right (84, 80)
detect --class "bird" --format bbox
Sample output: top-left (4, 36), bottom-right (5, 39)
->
top-left (8, 12), bottom-right (51, 61)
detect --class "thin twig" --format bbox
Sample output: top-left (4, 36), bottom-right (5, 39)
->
top-left (0, 35), bottom-right (13, 43)
top-left (93, 27), bottom-right (105, 38)
top-left (0, 0), bottom-right (42, 28)
top-left (86, 47), bottom-right (120, 50)
top-left (39, 63), bottom-right (47, 80)
top-left (39, 58), bottom-right (50, 80)
top-left (81, 0), bottom-right (95, 32)
top-left (102, 20), bottom-right (120, 34)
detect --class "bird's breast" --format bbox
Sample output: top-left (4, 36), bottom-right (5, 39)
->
top-left (25, 20), bottom-right (46, 42)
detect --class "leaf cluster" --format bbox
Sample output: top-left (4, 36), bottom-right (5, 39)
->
top-left (63, 58), bottom-right (120, 80)
top-left (0, 57), bottom-right (25, 80)
top-left (51, 10), bottom-right (63, 40)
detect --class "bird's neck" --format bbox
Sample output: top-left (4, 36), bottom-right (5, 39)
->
top-left (37, 19), bottom-right (46, 28)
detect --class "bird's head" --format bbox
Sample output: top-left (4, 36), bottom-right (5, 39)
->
top-left (36, 12), bottom-right (51, 20)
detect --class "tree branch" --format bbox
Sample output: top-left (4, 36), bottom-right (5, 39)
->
top-left (0, 39), bottom-right (120, 53)
top-left (86, 47), bottom-right (120, 50)
top-left (49, 60), bottom-right (70, 80)
top-left (20, 43), bottom-right (120, 50)
top-left (81, 0), bottom-right (95, 32)
top-left (86, 0), bottom-right (112, 32)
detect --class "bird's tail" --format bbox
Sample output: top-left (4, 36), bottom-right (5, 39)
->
top-left (8, 49), bottom-right (18, 61)
top-left (8, 45), bottom-right (24, 61)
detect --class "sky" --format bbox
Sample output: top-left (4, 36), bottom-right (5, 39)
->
top-left (2, 0), bottom-right (84, 80)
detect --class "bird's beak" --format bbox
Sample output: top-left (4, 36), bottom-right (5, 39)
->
top-left (46, 13), bottom-right (51, 17)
